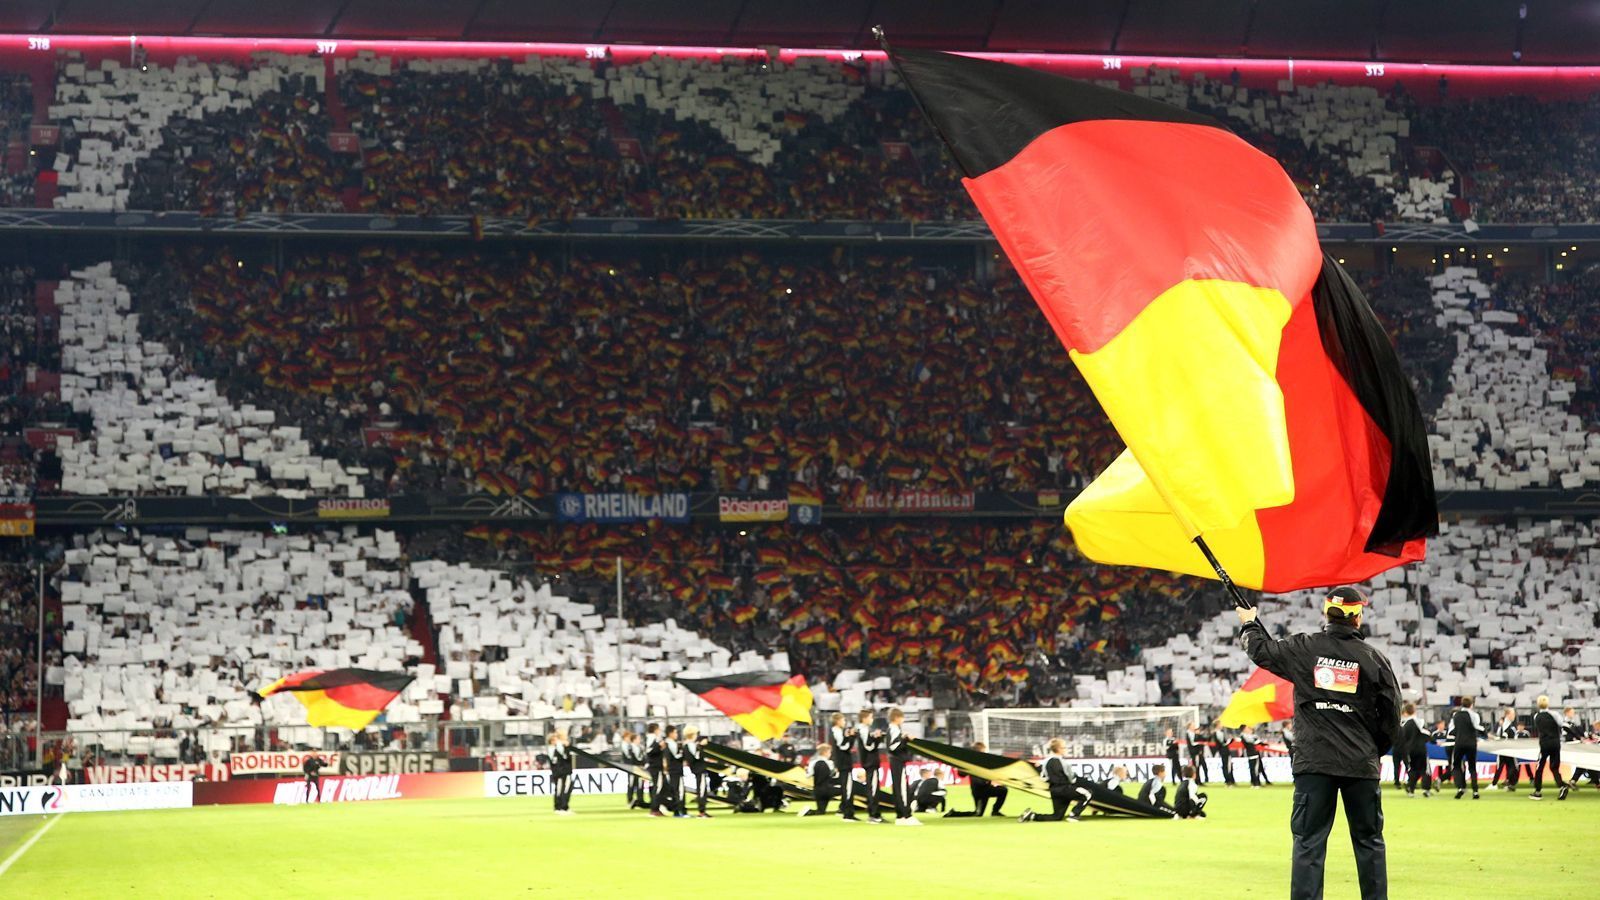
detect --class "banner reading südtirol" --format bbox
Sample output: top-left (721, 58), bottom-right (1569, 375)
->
top-left (316, 498), bottom-right (391, 519)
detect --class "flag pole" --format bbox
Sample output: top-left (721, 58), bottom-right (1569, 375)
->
top-left (1193, 536), bottom-right (1256, 611)
top-left (872, 26), bottom-right (976, 179)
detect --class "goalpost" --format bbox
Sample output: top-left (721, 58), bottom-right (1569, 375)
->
top-left (975, 707), bottom-right (1201, 759)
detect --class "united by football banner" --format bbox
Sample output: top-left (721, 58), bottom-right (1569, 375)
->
top-left (888, 45), bottom-right (1437, 592)
top-left (555, 492), bottom-right (690, 523)
top-left (195, 771), bottom-right (484, 806)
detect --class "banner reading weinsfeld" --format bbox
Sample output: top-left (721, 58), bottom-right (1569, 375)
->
top-left (555, 492), bottom-right (689, 523)
top-left (84, 762), bottom-right (230, 783)
top-left (840, 489), bottom-right (976, 513)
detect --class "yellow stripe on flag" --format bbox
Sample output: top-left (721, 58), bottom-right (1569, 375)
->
top-left (1218, 682), bottom-right (1279, 728)
top-left (1067, 279), bottom-right (1296, 538)
top-left (292, 689), bottom-right (387, 730)
top-left (1065, 448), bottom-right (1267, 588)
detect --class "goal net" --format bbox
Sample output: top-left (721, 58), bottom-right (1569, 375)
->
top-left (975, 707), bottom-right (1200, 758)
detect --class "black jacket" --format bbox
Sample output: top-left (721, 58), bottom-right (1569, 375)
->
top-left (645, 736), bottom-right (664, 773)
top-left (1240, 618), bottom-right (1400, 779)
top-left (1533, 710), bottom-right (1563, 747)
top-left (886, 723), bottom-right (912, 761)
top-left (1040, 756), bottom-right (1072, 793)
top-left (830, 726), bottom-right (855, 767)
top-left (1449, 709), bottom-right (1483, 747)
top-left (810, 758), bottom-right (839, 797)
top-left (854, 726), bottom-right (882, 769)
top-left (1164, 737), bottom-right (1180, 761)
top-left (1138, 776), bottom-right (1167, 807)
top-left (1399, 719), bottom-right (1430, 758)
top-left (549, 744), bottom-right (572, 777)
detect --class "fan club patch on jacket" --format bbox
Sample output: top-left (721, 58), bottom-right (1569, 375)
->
top-left (1312, 657), bottom-right (1360, 694)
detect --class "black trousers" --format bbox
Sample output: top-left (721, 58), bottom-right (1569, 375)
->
top-left (913, 792), bottom-right (946, 813)
top-left (647, 766), bottom-right (663, 809)
top-left (1032, 787), bottom-right (1084, 821)
top-left (890, 759), bottom-right (912, 817)
top-left (804, 788), bottom-right (836, 816)
top-left (1390, 748), bottom-right (1403, 787)
top-left (975, 782), bottom-right (1007, 815)
top-left (1533, 746), bottom-right (1566, 792)
top-left (656, 770), bottom-right (681, 814)
top-left (1492, 756), bottom-right (1520, 787)
top-left (838, 758), bottom-right (857, 819)
top-left (691, 770), bottom-right (708, 814)
top-left (1248, 755), bottom-right (1265, 786)
top-left (1167, 754), bottom-right (1181, 782)
top-left (1220, 753), bottom-right (1236, 785)
top-left (305, 774), bottom-right (320, 802)
top-left (1192, 751), bottom-right (1208, 784)
top-left (1451, 745), bottom-right (1479, 792)
top-left (627, 771), bottom-right (644, 807)
top-left (552, 772), bottom-right (572, 811)
top-left (860, 760), bottom-right (881, 818)
top-left (1405, 753), bottom-right (1432, 794)
top-left (1290, 774), bottom-right (1386, 900)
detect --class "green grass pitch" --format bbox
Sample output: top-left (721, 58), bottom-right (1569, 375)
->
top-left (1, 784), bottom-right (1594, 897)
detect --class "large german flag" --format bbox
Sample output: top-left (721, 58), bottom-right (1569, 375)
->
top-left (1218, 667), bottom-right (1297, 728)
top-left (258, 668), bottom-right (413, 730)
top-left (675, 673), bottom-right (813, 741)
top-left (888, 45), bottom-right (1436, 592)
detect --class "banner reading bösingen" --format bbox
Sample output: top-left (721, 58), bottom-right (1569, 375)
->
top-left (555, 492), bottom-right (690, 523)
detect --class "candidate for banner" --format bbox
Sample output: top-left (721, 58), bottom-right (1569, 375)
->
top-left (1239, 588), bottom-right (1401, 900)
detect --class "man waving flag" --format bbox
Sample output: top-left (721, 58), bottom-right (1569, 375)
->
top-left (881, 36), bottom-right (1436, 594)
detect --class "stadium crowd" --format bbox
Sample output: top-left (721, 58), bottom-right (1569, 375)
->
top-left (140, 245), bottom-right (1120, 499)
top-left (12, 51), bottom-right (1594, 224)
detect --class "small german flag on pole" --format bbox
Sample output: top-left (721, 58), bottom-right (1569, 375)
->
top-left (880, 32), bottom-right (1436, 597)
top-left (258, 668), bottom-right (414, 730)
top-left (675, 673), bottom-right (814, 741)
top-left (1218, 667), bottom-right (1297, 728)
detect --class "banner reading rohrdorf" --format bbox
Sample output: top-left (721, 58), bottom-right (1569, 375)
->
top-left (840, 489), bottom-right (976, 513)
top-left (717, 495), bottom-right (789, 523)
top-left (555, 492), bottom-right (689, 523)
top-left (316, 498), bottom-right (391, 519)
top-left (229, 750), bottom-right (342, 776)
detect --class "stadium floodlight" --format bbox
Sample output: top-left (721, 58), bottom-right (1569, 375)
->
top-left (975, 706), bottom-right (1200, 758)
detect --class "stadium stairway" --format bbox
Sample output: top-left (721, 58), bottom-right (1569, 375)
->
top-left (406, 585), bottom-right (448, 721)
top-left (42, 694), bottom-right (68, 730)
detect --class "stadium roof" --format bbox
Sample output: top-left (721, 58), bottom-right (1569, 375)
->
top-left (8, 0), bottom-right (1600, 65)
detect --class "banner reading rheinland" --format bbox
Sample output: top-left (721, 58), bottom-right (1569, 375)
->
top-left (555, 492), bottom-right (689, 523)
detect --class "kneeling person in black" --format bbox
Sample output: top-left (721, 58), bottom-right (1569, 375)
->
top-left (1021, 738), bottom-right (1090, 822)
top-left (1139, 764), bottom-right (1174, 813)
top-left (1175, 765), bottom-right (1208, 818)
top-left (801, 744), bottom-right (840, 816)
top-left (946, 742), bottom-right (1009, 817)
top-left (911, 766), bottom-right (946, 813)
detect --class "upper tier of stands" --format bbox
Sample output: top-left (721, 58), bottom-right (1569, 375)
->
top-left (0, 49), bottom-right (1590, 223)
